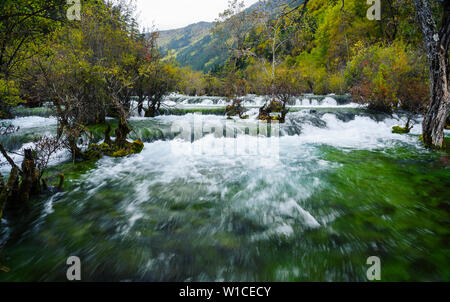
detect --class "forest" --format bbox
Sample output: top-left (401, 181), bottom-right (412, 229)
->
top-left (0, 0), bottom-right (449, 282)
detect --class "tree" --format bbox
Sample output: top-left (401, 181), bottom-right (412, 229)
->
top-left (0, 0), bottom-right (67, 117)
top-left (216, 1), bottom-right (295, 87)
top-left (140, 60), bottom-right (179, 117)
top-left (1, 0), bottom-right (148, 214)
top-left (133, 31), bottom-right (158, 115)
top-left (292, 0), bottom-right (448, 147)
top-left (219, 0), bottom-right (300, 121)
top-left (413, 0), bottom-right (449, 148)
top-left (214, 0), bottom-right (264, 117)
top-left (0, 78), bottom-right (22, 118)
top-left (24, 1), bottom-right (146, 158)
top-left (345, 42), bottom-right (429, 113)
top-left (0, 0), bottom-right (67, 77)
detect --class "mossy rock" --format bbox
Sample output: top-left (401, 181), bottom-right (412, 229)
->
top-left (258, 113), bottom-right (282, 122)
top-left (446, 126), bottom-right (450, 130)
top-left (99, 142), bottom-right (112, 153)
top-left (226, 104), bottom-right (237, 117)
top-left (132, 140), bottom-right (144, 153)
top-left (392, 126), bottom-right (411, 134)
top-left (83, 144), bottom-right (103, 160)
top-left (112, 149), bottom-right (128, 158)
top-left (111, 140), bottom-right (144, 158)
top-left (84, 139), bottom-right (144, 160)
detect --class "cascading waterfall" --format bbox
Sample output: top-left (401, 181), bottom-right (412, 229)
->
top-left (129, 94), bottom-right (358, 117)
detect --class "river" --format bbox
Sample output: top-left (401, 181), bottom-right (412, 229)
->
top-left (0, 95), bottom-right (449, 281)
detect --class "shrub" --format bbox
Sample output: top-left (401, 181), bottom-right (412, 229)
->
top-left (0, 78), bottom-right (23, 118)
top-left (345, 42), bottom-right (429, 113)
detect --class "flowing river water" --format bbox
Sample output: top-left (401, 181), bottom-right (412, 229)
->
top-left (0, 95), bottom-right (449, 281)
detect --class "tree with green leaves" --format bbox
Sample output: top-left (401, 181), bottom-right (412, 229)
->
top-left (0, 0), bottom-right (67, 117)
top-left (140, 60), bottom-right (179, 117)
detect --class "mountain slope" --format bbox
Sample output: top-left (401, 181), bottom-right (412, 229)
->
top-left (158, 21), bottom-right (214, 51)
top-left (157, 0), bottom-right (297, 72)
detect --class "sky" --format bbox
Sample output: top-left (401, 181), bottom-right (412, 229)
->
top-left (135, 0), bottom-right (259, 31)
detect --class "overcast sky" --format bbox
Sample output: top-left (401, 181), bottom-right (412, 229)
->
top-left (135, 0), bottom-right (259, 31)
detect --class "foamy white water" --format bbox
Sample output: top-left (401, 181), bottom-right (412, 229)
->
top-left (3, 116), bottom-right (57, 129)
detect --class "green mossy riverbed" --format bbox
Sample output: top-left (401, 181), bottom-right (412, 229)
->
top-left (0, 109), bottom-right (449, 281)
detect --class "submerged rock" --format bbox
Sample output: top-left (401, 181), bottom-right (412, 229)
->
top-left (334, 111), bottom-right (356, 123)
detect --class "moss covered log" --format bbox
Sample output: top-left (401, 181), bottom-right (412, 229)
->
top-left (392, 126), bottom-right (411, 134)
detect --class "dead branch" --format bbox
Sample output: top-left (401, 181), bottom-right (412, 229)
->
top-left (0, 143), bottom-right (22, 175)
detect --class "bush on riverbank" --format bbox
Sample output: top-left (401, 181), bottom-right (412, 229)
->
top-left (345, 42), bottom-right (429, 114)
top-left (0, 79), bottom-right (23, 119)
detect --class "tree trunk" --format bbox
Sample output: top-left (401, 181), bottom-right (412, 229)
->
top-left (114, 119), bottom-right (131, 149)
top-left (0, 172), bottom-right (4, 192)
top-left (67, 134), bottom-right (83, 160)
top-left (414, 0), bottom-right (449, 148)
top-left (18, 149), bottom-right (40, 202)
top-left (145, 101), bottom-right (158, 118)
top-left (104, 124), bottom-right (112, 146)
top-left (0, 167), bottom-right (18, 219)
top-left (138, 96), bottom-right (144, 117)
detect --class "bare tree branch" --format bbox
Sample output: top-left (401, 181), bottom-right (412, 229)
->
top-left (0, 143), bottom-right (22, 175)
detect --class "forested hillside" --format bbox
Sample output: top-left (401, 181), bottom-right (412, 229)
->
top-left (158, 21), bottom-right (213, 52)
top-left (158, 0), bottom-right (296, 71)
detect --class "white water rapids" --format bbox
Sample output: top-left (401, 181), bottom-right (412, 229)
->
top-left (1, 95), bottom-right (449, 282)
top-left (0, 97), bottom-right (428, 174)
